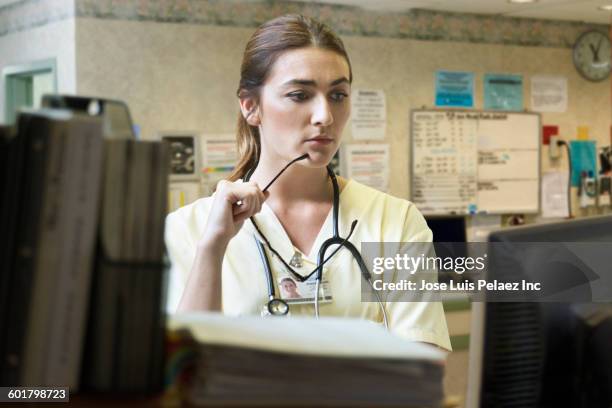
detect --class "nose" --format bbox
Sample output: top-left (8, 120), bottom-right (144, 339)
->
top-left (310, 95), bottom-right (334, 128)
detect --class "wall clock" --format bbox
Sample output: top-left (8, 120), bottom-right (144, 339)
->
top-left (572, 30), bottom-right (611, 82)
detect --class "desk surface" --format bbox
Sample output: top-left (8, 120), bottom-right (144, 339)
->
top-left (22, 394), bottom-right (462, 408)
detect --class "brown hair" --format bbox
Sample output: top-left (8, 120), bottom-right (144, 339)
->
top-left (227, 14), bottom-right (352, 182)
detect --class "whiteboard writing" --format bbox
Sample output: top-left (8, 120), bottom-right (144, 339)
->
top-left (411, 110), bottom-right (540, 215)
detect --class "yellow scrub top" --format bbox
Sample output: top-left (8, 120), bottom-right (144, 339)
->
top-left (165, 179), bottom-right (452, 351)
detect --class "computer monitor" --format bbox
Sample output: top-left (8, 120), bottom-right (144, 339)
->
top-left (425, 216), bottom-right (469, 286)
top-left (41, 95), bottom-right (136, 140)
top-left (467, 215), bottom-right (612, 408)
top-left (425, 216), bottom-right (467, 243)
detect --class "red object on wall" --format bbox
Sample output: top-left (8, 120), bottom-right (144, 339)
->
top-left (542, 125), bottom-right (559, 145)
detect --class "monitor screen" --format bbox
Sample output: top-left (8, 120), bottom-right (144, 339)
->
top-left (425, 216), bottom-right (467, 243)
top-left (425, 216), bottom-right (469, 286)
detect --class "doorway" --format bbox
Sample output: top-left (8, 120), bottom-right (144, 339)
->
top-left (2, 59), bottom-right (57, 125)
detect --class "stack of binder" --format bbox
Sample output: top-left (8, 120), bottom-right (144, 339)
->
top-left (0, 105), bottom-right (169, 394)
top-left (81, 138), bottom-right (169, 393)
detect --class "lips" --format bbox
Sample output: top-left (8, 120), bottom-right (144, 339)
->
top-left (306, 135), bottom-right (334, 143)
top-left (306, 139), bottom-right (333, 146)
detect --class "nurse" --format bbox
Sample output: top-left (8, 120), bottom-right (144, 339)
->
top-left (165, 14), bottom-right (451, 351)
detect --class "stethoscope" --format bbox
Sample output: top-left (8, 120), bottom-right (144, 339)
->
top-left (243, 156), bottom-right (389, 329)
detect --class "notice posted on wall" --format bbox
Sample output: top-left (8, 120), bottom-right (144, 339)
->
top-left (435, 71), bottom-right (474, 108)
top-left (530, 75), bottom-right (567, 113)
top-left (541, 171), bottom-right (569, 218)
top-left (484, 73), bottom-right (523, 111)
top-left (350, 89), bottom-right (386, 140)
top-left (344, 144), bottom-right (389, 192)
top-left (200, 134), bottom-right (237, 195)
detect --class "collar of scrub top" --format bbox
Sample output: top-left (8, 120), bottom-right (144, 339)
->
top-left (243, 155), bottom-right (359, 284)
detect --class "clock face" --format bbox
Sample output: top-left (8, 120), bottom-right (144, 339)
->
top-left (573, 30), bottom-right (611, 82)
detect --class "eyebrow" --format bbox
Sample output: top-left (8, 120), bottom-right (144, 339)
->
top-left (281, 77), bottom-right (350, 87)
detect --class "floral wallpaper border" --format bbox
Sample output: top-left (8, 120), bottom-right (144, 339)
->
top-left (1, 0), bottom-right (609, 48)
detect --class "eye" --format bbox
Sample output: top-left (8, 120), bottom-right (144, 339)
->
top-left (287, 91), bottom-right (309, 102)
top-left (330, 91), bottom-right (349, 102)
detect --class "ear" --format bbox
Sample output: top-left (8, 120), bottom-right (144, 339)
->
top-left (239, 96), bottom-right (261, 126)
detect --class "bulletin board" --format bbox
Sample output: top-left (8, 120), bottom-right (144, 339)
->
top-left (410, 109), bottom-right (541, 215)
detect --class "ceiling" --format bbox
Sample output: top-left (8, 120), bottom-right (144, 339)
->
top-left (287, 0), bottom-right (612, 24)
top-left (1, 0), bottom-right (611, 24)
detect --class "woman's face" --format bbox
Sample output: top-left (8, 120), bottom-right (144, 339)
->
top-left (281, 279), bottom-right (299, 296)
top-left (256, 47), bottom-right (351, 167)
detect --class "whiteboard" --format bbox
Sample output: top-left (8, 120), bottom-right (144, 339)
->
top-left (410, 110), bottom-right (540, 215)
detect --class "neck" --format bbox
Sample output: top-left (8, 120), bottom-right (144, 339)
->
top-left (249, 157), bottom-right (333, 205)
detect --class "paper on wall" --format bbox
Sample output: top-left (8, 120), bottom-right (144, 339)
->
top-left (411, 111), bottom-right (478, 214)
top-left (541, 171), bottom-right (569, 218)
top-left (350, 89), bottom-right (386, 140)
top-left (200, 135), bottom-right (237, 195)
top-left (530, 75), bottom-right (567, 113)
top-left (168, 182), bottom-right (201, 213)
top-left (435, 71), bottom-right (474, 108)
top-left (484, 74), bottom-right (523, 111)
top-left (344, 144), bottom-right (389, 192)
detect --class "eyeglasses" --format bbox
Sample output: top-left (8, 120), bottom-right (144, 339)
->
top-left (246, 156), bottom-right (388, 328)
top-left (244, 154), bottom-right (358, 283)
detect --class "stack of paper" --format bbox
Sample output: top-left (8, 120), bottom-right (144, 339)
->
top-left (169, 313), bottom-right (446, 407)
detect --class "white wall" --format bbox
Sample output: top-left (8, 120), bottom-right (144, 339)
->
top-left (0, 18), bottom-right (76, 122)
top-left (76, 18), bottom-right (247, 141)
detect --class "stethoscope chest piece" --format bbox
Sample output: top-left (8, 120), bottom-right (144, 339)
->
top-left (262, 297), bottom-right (289, 317)
top-left (248, 162), bottom-right (388, 329)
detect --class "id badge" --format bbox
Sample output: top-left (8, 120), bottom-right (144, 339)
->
top-left (277, 270), bottom-right (333, 305)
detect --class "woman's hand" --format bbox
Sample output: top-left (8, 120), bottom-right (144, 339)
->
top-left (178, 180), bottom-right (267, 313)
top-left (200, 180), bottom-right (269, 248)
